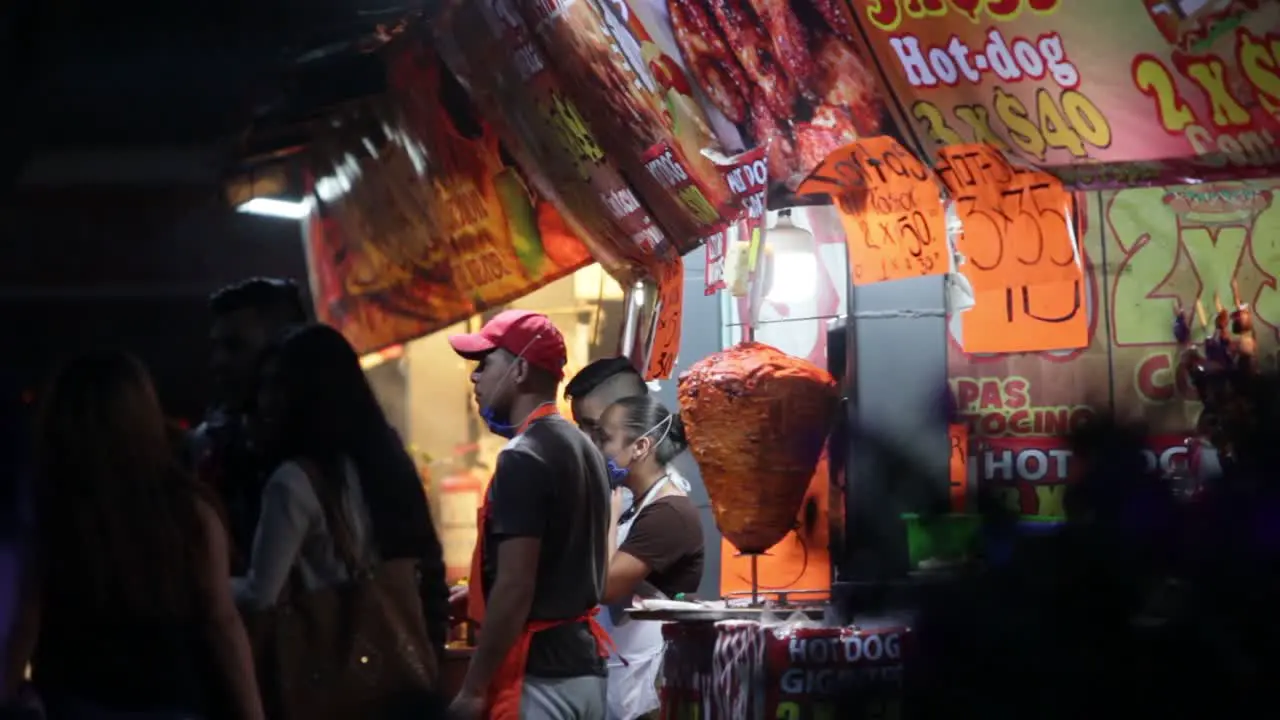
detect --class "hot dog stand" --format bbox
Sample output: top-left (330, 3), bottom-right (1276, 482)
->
top-left (268, 1), bottom-right (1280, 717)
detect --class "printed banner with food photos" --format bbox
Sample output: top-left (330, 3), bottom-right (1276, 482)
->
top-left (511, 0), bottom-right (742, 251)
top-left (427, 0), bottom-right (673, 281)
top-left (651, 0), bottom-right (906, 198)
top-left (846, 0), bottom-right (1280, 188)
top-left (305, 35), bottom-right (594, 355)
top-left (949, 179), bottom-right (1280, 517)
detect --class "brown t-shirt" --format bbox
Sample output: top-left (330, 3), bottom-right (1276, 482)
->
top-left (619, 495), bottom-right (705, 597)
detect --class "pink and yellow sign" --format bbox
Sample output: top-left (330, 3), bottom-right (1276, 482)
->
top-left (847, 0), bottom-right (1280, 187)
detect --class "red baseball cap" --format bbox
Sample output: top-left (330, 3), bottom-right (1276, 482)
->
top-left (448, 310), bottom-right (567, 379)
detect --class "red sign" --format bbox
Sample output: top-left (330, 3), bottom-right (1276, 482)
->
top-left (645, 254), bottom-right (684, 381)
top-left (848, 0), bottom-right (1280, 188)
top-left (660, 622), bottom-right (720, 719)
top-left (762, 626), bottom-right (908, 720)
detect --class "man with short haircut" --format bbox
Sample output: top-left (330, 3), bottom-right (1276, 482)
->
top-left (563, 358), bottom-right (648, 444)
top-left (448, 310), bottom-right (612, 720)
top-left (565, 357), bottom-right (691, 493)
top-left (566, 357), bottom-right (695, 720)
top-left (194, 277), bottom-right (307, 571)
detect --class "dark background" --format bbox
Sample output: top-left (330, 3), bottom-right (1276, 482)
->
top-left (0, 0), bottom-right (410, 420)
top-left (0, 185), bottom-right (309, 422)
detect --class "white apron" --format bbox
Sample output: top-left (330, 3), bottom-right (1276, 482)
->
top-left (600, 477), bottom-right (670, 720)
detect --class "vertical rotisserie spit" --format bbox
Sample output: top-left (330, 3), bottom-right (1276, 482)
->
top-left (678, 342), bottom-right (838, 553)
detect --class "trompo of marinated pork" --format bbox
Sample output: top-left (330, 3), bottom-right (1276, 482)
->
top-left (678, 342), bottom-right (838, 553)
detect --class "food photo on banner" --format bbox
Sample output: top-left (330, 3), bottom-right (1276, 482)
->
top-left (661, 0), bottom-right (905, 198)
top-left (425, 0), bottom-right (672, 279)
top-left (304, 35), bottom-right (597, 355)
top-left (842, 0), bottom-right (1280, 187)
top-left (509, 0), bottom-right (739, 249)
top-left (949, 178), bottom-right (1280, 518)
top-left (502, 0), bottom-right (905, 203)
top-left (424, 1), bottom-right (692, 380)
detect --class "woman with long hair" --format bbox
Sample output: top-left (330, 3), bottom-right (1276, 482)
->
top-left (231, 323), bottom-right (447, 662)
top-left (0, 351), bottom-right (264, 719)
top-left (593, 395), bottom-right (704, 720)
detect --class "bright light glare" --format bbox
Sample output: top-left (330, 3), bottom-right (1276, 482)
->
top-left (237, 197), bottom-right (312, 220)
top-left (767, 252), bottom-right (818, 303)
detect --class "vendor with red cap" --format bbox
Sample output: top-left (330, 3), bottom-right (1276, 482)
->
top-left (446, 309), bottom-right (613, 720)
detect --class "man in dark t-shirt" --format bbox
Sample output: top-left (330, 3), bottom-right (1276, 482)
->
top-left (483, 417), bottom-right (611, 678)
top-left (448, 310), bottom-right (611, 720)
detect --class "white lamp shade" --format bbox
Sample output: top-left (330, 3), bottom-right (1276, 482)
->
top-left (765, 211), bottom-right (817, 304)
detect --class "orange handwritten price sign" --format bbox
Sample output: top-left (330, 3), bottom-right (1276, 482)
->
top-left (965, 279), bottom-right (1089, 354)
top-left (645, 254), bottom-right (684, 380)
top-left (936, 144), bottom-right (1088, 354)
top-left (935, 144), bottom-right (1080, 292)
top-left (797, 137), bottom-right (947, 285)
top-left (949, 424), bottom-right (968, 512)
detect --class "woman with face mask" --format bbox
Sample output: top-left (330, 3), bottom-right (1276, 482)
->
top-left (594, 395), bottom-right (705, 720)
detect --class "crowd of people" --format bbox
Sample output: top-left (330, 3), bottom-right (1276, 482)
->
top-left (0, 281), bottom-right (705, 720)
top-left (444, 312), bottom-right (704, 720)
top-left (7, 273), bottom-right (1280, 719)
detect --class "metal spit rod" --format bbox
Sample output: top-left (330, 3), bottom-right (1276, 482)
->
top-left (750, 554), bottom-right (759, 605)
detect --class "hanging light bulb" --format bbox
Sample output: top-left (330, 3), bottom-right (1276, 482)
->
top-left (765, 209), bottom-right (817, 303)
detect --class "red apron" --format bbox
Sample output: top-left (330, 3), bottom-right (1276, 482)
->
top-left (464, 404), bottom-right (614, 719)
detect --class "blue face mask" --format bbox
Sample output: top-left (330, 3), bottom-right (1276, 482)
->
top-left (606, 459), bottom-right (630, 488)
top-left (603, 415), bottom-right (674, 490)
top-left (477, 335), bottom-right (545, 439)
top-left (481, 407), bottom-right (518, 439)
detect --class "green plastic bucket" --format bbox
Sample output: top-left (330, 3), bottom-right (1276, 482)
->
top-left (900, 513), bottom-right (982, 569)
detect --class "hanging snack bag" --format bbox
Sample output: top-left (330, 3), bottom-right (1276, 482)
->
top-left (515, 0), bottom-right (735, 252)
top-left (702, 144), bottom-right (768, 297)
top-left (428, 0), bottom-right (672, 283)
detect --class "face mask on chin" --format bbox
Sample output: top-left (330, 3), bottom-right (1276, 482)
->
top-left (481, 405), bottom-right (516, 438)
top-left (479, 373), bottom-right (519, 438)
top-left (478, 350), bottom-right (543, 439)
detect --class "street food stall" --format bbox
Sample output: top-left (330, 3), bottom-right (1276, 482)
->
top-left (253, 0), bottom-right (1280, 716)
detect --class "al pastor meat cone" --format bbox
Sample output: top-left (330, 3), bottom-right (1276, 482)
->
top-left (678, 342), bottom-right (838, 553)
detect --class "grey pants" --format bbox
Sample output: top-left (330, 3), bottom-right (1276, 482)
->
top-left (522, 675), bottom-right (608, 720)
